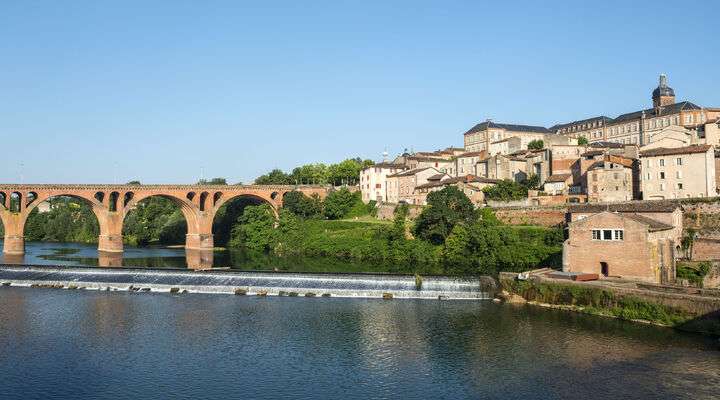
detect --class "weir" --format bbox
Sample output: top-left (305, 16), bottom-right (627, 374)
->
top-left (0, 265), bottom-right (492, 300)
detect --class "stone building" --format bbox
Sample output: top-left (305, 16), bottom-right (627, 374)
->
top-left (414, 175), bottom-right (500, 206)
top-left (404, 156), bottom-right (456, 176)
top-left (360, 162), bottom-right (406, 203)
top-left (455, 151), bottom-right (486, 176)
top-left (551, 75), bottom-right (717, 146)
top-left (463, 121), bottom-right (549, 153)
top-left (586, 156), bottom-right (635, 202)
top-left (563, 211), bottom-right (678, 284)
top-left (385, 167), bottom-right (449, 205)
top-left (639, 144), bottom-right (716, 199)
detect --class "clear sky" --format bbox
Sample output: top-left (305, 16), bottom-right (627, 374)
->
top-left (2, 1), bottom-right (717, 184)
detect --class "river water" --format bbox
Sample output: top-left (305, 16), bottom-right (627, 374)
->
top-left (0, 241), bottom-right (428, 273)
top-left (0, 242), bottom-right (718, 399)
top-left (0, 287), bottom-right (718, 399)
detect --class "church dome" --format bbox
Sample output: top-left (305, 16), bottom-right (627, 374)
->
top-left (652, 74), bottom-right (674, 98)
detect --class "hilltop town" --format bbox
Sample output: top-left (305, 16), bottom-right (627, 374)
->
top-left (360, 74), bottom-right (720, 290)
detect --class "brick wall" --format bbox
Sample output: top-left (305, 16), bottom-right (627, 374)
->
top-left (376, 202), bottom-right (423, 221)
top-left (692, 238), bottom-right (720, 261)
top-left (494, 208), bottom-right (567, 227)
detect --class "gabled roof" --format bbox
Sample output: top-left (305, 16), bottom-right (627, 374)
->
top-left (545, 174), bottom-right (572, 183)
top-left (406, 156), bottom-right (452, 163)
top-left (569, 201), bottom-right (680, 214)
top-left (622, 213), bottom-right (674, 232)
top-left (613, 101), bottom-right (702, 123)
top-left (387, 167), bottom-right (432, 178)
top-left (414, 175), bottom-right (500, 190)
top-left (368, 162), bottom-right (405, 169)
top-left (589, 141), bottom-right (625, 149)
top-left (640, 144), bottom-right (712, 157)
top-left (427, 173), bottom-right (447, 181)
top-left (463, 121), bottom-right (551, 135)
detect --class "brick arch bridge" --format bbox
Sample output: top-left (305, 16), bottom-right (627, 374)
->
top-left (0, 184), bottom-right (329, 255)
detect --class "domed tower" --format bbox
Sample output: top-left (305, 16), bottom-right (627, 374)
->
top-left (652, 74), bottom-right (675, 108)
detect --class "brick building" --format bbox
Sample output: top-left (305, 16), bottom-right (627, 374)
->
top-left (563, 211), bottom-right (678, 284)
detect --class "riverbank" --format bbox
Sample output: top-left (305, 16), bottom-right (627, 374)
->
top-left (499, 271), bottom-right (720, 336)
top-left (0, 265), bottom-right (493, 300)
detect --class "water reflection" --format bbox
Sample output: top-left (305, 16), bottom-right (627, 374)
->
top-left (0, 289), bottom-right (717, 400)
top-left (0, 241), bottom-right (441, 274)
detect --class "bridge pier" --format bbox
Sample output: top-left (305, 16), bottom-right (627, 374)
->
top-left (3, 235), bottom-right (25, 255)
top-left (185, 233), bottom-right (214, 250)
top-left (98, 234), bottom-right (124, 253)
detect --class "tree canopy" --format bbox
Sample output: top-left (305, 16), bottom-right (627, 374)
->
top-left (527, 139), bottom-right (544, 150)
top-left (413, 186), bottom-right (475, 245)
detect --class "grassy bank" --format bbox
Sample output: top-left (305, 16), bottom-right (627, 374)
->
top-left (501, 278), bottom-right (720, 336)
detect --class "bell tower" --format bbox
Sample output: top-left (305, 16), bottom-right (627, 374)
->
top-left (652, 74), bottom-right (675, 108)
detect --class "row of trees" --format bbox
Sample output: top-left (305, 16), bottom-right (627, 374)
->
top-left (482, 175), bottom-right (541, 201)
top-left (232, 186), bottom-right (564, 276)
top-left (254, 158), bottom-right (374, 186)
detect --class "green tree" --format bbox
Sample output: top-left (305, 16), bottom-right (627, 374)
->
top-left (482, 179), bottom-right (528, 201)
top-left (577, 136), bottom-right (589, 145)
top-left (229, 204), bottom-right (277, 251)
top-left (528, 139), bottom-right (544, 150)
top-left (198, 177), bottom-right (227, 185)
top-left (255, 169), bottom-right (291, 185)
top-left (413, 186), bottom-right (475, 245)
top-left (282, 191), bottom-right (323, 218)
top-left (521, 173), bottom-right (541, 190)
top-left (323, 188), bottom-right (360, 219)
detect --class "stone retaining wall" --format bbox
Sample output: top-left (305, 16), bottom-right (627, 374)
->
top-left (494, 208), bottom-right (567, 227)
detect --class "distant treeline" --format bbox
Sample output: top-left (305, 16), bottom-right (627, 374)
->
top-left (254, 158), bottom-right (373, 185)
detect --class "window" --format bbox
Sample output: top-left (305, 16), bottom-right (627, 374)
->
top-left (659, 159), bottom-right (665, 167)
top-left (613, 230), bottom-right (624, 240)
top-left (677, 183), bottom-right (683, 190)
top-left (660, 183), bottom-right (666, 191)
top-left (646, 172), bottom-right (651, 180)
top-left (613, 173), bottom-right (619, 179)
top-left (659, 172), bottom-right (665, 179)
top-left (592, 229), bottom-right (623, 241)
top-left (676, 157), bottom-right (682, 165)
top-left (676, 171), bottom-right (682, 179)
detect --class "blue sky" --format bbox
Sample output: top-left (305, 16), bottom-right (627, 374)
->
top-left (2, 1), bottom-right (717, 184)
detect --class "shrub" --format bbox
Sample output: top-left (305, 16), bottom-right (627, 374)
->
top-left (324, 188), bottom-right (360, 219)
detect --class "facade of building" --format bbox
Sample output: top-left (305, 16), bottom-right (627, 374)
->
top-left (552, 75), bottom-right (715, 146)
top-left (386, 167), bottom-right (448, 205)
top-left (455, 151), bottom-right (486, 176)
top-left (640, 145), bottom-right (716, 199)
top-left (414, 176), bottom-right (500, 206)
top-left (563, 211), bottom-right (678, 284)
top-left (463, 121), bottom-right (549, 153)
top-left (360, 163), bottom-right (406, 203)
top-left (586, 157), bottom-right (634, 202)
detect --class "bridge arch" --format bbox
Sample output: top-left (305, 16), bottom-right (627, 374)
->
top-left (122, 193), bottom-right (201, 249)
top-left (208, 192), bottom-right (280, 247)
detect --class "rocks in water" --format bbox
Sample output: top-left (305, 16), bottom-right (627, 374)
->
top-left (321, 293), bottom-right (331, 297)
top-left (141, 288), bottom-right (151, 292)
top-left (67, 285), bottom-right (78, 290)
top-left (304, 293), bottom-right (316, 297)
top-left (498, 290), bottom-right (527, 304)
top-left (234, 288), bottom-right (247, 296)
top-left (1, 282), bottom-right (10, 287)
top-left (278, 291), bottom-right (288, 296)
top-left (170, 287), bottom-right (180, 294)
top-left (287, 292), bottom-right (299, 297)
top-left (382, 293), bottom-right (393, 300)
top-left (181, 290), bottom-right (188, 294)
top-left (256, 290), bottom-right (268, 297)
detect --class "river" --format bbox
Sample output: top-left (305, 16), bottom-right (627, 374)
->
top-left (0, 241), bottom-right (428, 273)
top-left (0, 287), bottom-right (718, 399)
top-left (0, 241), bottom-right (718, 399)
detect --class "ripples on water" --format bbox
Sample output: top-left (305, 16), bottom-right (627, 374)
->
top-left (0, 287), bottom-right (717, 400)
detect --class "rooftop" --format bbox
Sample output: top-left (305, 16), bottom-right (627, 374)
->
top-left (387, 167), bottom-right (432, 178)
top-left (545, 174), bottom-right (572, 183)
top-left (569, 201), bottom-right (680, 214)
top-left (464, 121), bottom-right (551, 136)
top-left (640, 144), bottom-right (712, 157)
